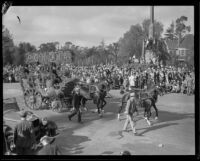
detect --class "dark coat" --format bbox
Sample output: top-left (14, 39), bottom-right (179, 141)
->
top-left (13, 120), bottom-right (34, 148)
top-left (72, 93), bottom-right (81, 109)
top-left (40, 120), bottom-right (58, 137)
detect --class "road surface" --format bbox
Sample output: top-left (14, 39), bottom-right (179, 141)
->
top-left (3, 83), bottom-right (195, 155)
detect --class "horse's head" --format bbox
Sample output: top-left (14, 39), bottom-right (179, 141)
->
top-left (154, 86), bottom-right (162, 96)
top-left (79, 86), bottom-right (90, 100)
top-left (150, 87), bottom-right (161, 103)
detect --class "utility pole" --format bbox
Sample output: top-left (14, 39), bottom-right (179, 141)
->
top-left (149, 6), bottom-right (154, 40)
top-left (149, 6), bottom-right (156, 64)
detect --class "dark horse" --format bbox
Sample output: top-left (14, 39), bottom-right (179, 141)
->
top-left (78, 81), bottom-right (108, 116)
top-left (93, 88), bottom-right (107, 117)
top-left (139, 86), bottom-right (161, 119)
top-left (57, 78), bottom-right (109, 116)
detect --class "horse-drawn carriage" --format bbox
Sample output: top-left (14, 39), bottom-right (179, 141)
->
top-left (19, 66), bottom-right (108, 113)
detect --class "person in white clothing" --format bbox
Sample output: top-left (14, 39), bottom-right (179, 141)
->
top-left (128, 72), bottom-right (136, 90)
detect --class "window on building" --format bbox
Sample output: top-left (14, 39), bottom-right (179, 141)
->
top-left (181, 50), bottom-right (185, 56)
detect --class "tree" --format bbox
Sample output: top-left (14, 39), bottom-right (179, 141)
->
top-left (13, 42), bottom-right (37, 65)
top-left (64, 41), bottom-right (73, 49)
top-left (165, 21), bottom-right (176, 40)
top-left (39, 42), bottom-right (58, 52)
top-left (118, 19), bottom-right (164, 62)
top-left (142, 19), bottom-right (164, 40)
top-left (118, 24), bottom-right (144, 59)
top-left (176, 16), bottom-right (191, 47)
top-left (2, 26), bottom-right (15, 65)
top-left (153, 39), bottom-right (171, 65)
top-left (107, 42), bottom-right (119, 63)
top-left (165, 16), bottom-right (191, 48)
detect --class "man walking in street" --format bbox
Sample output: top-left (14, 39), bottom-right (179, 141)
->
top-left (68, 86), bottom-right (82, 123)
top-left (123, 92), bottom-right (138, 135)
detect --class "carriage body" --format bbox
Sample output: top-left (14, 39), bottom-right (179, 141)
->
top-left (20, 73), bottom-right (43, 110)
top-left (20, 67), bottom-right (107, 112)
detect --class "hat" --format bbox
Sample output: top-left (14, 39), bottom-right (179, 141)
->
top-left (19, 111), bottom-right (27, 118)
top-left (130, 92), bottom-right (135, 97)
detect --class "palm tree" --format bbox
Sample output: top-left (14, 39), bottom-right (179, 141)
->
top-left (153, 38), bottom-right (171, 65)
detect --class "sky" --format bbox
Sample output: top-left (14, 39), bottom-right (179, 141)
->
top-left (3, 6), bottom-right (194, 49)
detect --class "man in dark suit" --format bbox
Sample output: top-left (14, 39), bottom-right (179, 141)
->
top-left (68, 86), bottom-right (82, 123)
top-left (13, 111), bottom-right (35, 155)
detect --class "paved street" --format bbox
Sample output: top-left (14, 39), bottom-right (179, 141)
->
top-left (3, 83), bottom-right (195, 155)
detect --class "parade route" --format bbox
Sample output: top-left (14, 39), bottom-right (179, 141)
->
top-left (3, 83), bottom-right (195, 155)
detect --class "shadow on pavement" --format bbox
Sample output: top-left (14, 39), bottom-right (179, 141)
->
top-left (55, 125), bottom-right (91, 155)
top-left (44, 100), bottom-right (120, 155)
top-left (136, 122), bottom-right (178, 136)
top-left (154, 110), bottom-right (194, 124)
top-left (125, 110), bottom-right (194, 136)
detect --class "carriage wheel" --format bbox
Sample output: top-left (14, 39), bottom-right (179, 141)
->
top-left (24, 89), bottom-right (42, 110)
top-left (4, 125), bottom-right (14, 153)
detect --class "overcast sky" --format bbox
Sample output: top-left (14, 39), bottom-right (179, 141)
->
top-left (3, 6), bottom-right (194, 48)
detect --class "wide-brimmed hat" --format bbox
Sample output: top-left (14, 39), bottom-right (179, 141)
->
top-left (130, 92), bottom-right (135, 97)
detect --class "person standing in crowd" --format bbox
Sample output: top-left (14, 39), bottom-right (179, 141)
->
top-left (128, 71), bottom-right (136, 90)
top-left (68, 86), bottom-right (82, 123)
top-left (123, 92), bottom-right (138, 135)
top-left (186, 73), bottom-right (193, 95)
top-left (13, 111), bottom-right (35, 155)
top-left (123, 76), bottom-right (129, 92)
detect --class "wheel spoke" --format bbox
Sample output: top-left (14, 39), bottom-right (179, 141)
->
top-left (32, 103), bottom-right (35, 110)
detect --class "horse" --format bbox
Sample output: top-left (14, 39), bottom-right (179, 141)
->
top-left (117, 86), bottom-right (161, 125)
top-left (92, 88), bottom-right (107, 117)
top-left (78, 81), bottom-right (108, 116)
top-left (139, 86), bottom-right (161, 117)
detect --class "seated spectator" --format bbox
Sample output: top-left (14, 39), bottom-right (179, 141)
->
top-left (39, 117), bottom-right (58, 138)
top-left (174, 82), bottom-right (181, 93)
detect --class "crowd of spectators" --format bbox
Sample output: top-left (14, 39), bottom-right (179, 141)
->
top-left (3, 61), bottom-right (195, 96)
